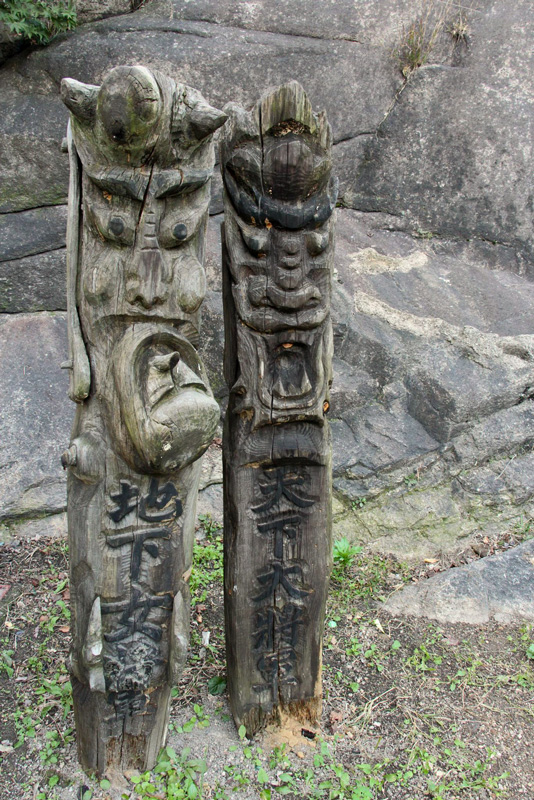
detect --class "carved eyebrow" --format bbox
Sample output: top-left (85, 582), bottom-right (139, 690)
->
top-left (85, 166), bottom-right (212, 201)
top-left (153, 169), bottom-right (211, 199)
top-left (85, 166), bottom-right (149, 201)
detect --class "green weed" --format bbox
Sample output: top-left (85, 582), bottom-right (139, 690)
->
top-left (333, 537), bottom-right (362, 572)
top-left (190, 519), bottom-right (224, 605)
top-left (130, 746), bottom-right (207, 799)
top-left (0, 0), bottom-right (76, 45)
top-left (0, 641), bottom-right (14, 678)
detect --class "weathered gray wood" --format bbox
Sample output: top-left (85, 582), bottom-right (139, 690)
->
top-left (60, 65), bottom-right (226, 776)
top-left (221, 81), bottom-right (336, 735)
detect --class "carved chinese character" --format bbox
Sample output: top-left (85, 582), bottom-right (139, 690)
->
top-left (252, 467), bottom-right (315, 514)
top-left (253, 562), bottom-right (311, 603)
top-left (107, 690), bottom-right (153, 719)
top-left (102, 585), bottom-right (173, 643)
top-left (253, 603), bottom-right (304, 652)
top-left (256, 513), bottom-right (300, 559)
top-left (108, 480), bottom-right (139, 523)
top-left (139, 478), bottom-right (182, 522)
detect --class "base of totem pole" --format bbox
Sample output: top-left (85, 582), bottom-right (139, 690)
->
top-left (237, 696), bottom-right (322, 740)
top-left (72, 679), bottom-right (171, 776)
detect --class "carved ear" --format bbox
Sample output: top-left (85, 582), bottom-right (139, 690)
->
top-left (189, 100), bottom-right (228, 141)
top-left (61, 78), bottom-right (99, 123)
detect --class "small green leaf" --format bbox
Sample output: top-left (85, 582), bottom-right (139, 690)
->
top-left (258, 767), bottom-right (268, 783)
top-left (208, 675), bottom-right (227, 696)
top-left (100, 779), bottom-right (111, 789)
top-left (48, 775), bottom-right (59, 788)
top-left (238, 724), bottom-right (247, 740)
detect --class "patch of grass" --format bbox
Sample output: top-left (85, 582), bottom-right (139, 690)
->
top-left (404, 472), bottom-right (419, 488)
top-left (351, 497), bottom-right (367, 511)
top-left (448, 10), bottom-right (469, 42)
top-left (129, 746), bottom-right (208, 799)
top-left (191, 515), bottom-right (224, 605)
top-left (39, 727), bottom-right (74, 766)
top-left (393, 0), bottom-right (452, 77)
top-left (330, 549), bottom-right (411, 609)
top-left (0, 639), bottom-right (14, 678)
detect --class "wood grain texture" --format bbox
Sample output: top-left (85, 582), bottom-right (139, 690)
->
top-left (60, 65), bottom-right (226, 776)
top-left (221, 82), bottom-right (337, 736)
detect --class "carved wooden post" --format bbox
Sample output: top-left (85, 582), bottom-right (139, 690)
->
top-left (220, 82), bottom-right (337, 735)
top-left (60, 65), bottom-right (226, 776)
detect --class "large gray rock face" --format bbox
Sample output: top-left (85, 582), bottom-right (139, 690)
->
top-left (384, 538), bottom-right (534, 624)
top-left (345, 1), bottom-right (534, 270)
top-left (0, 90), bottom-right (69, 213)
top-left (0, 206), bottom-right (67, 312)
top-left (0, 313), bottom-right (73, 525)
top-left (0, 0), bottom-right (533, 556)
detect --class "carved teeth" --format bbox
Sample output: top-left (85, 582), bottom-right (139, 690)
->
top-left (273, 367), bottom-right (312, 398)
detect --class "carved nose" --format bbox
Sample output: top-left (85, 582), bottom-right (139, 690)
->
top-left (129, 249), bottom-right (168, 309)
top-left (127, 211), bottom-right (170, 309)
top-left (282, 238), bottom-right (300, 255)
top-left (280, 238), bottom-right (301, 269)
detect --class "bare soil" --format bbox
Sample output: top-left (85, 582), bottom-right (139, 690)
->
top-left (0, 529), bottom-right (532, 800)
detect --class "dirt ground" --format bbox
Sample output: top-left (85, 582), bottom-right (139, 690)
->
top-left (0, 524), bottom-right (532, 800)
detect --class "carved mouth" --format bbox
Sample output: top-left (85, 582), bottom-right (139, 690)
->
top-left (249, 280), bottom-right (322, 311)
top-left (147, 352), bottom-right (207, 408)
top-left (110, 325), bottom-right (220, 473)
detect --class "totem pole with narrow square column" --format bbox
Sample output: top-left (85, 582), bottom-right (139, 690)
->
top-left (60, 65), bottom-right (226, 775)
top-left (220, 82), bottom-right (336, 735)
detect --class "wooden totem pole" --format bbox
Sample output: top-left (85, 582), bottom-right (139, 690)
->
top-left (60, 65), bottom-right (226, 774)
top-left (220, 82), bottom-right (337, 734)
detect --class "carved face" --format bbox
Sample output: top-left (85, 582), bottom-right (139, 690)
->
top-left (104, 325), bottom-right (220, 474)
top-left (81, 168), bottom-right (210, 334)
top-left (104, 638), bottom-right (167, 692)
top-left (225, 209), bottom-right (334, 333)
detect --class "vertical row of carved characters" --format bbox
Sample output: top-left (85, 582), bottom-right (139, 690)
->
top-left (60, 66), bottom-right (226, 775)
top-left (220, 82), bottom-right (336, 735)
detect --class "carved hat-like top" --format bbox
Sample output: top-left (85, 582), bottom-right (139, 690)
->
top-left (220, 81), bottom-right (338, 230)
top-left (61, 65), bottom-right (227, 169)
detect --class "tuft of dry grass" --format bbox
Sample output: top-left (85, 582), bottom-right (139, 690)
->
top-left (393, 0), bottom-right (455, 77)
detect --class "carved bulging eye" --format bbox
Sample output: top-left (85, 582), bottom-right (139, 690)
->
top-left (306, 231), bottom-right (329, 255)
top-left (173, 223), bottom-right (188, 241)
top-left (108, 217), bottom-right (125, 236)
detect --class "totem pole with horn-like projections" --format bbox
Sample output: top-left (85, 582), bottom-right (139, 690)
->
top-left (60, 65), bottom-right (226, 775)
top-left (220, 82), bottom-right (336, 735)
